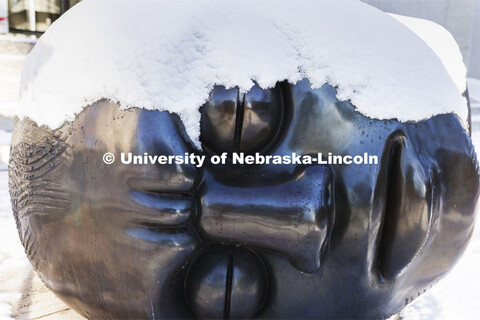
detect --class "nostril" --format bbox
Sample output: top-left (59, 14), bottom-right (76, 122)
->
top-left (200, 84), bottom-right (284, 155)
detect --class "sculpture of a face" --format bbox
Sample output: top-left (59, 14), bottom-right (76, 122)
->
top-left (9, 80), bottom-right (479, 319)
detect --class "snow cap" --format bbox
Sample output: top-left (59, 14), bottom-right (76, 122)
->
top-left (19, 0), bottom-right (468, 147)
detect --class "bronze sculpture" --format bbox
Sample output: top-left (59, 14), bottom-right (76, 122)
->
top-left (9, 79), bottom-right (480, 319)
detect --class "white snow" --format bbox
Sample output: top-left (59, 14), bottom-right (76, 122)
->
top-left (0, 34), bottom-right (36, 119)
top-left (0, 166), bottom-right (33, 320)
top-left (390, 14), bottom-right (467, 96)
top-left (18, 0), bottom-right (467, 147)
top-left (468, 78), bottom-right (480, 104)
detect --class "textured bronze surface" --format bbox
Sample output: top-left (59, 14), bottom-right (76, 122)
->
top-left (9, 80), bottom-right (480, 319)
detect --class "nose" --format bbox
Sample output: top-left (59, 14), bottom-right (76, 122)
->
top-left (191, 83), bottom-right (335, 319)
top-left (199, 165), bottom-right (335, 273)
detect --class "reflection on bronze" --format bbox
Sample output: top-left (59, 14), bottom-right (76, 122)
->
top-left (9, 80), bottom-right (480, 319)
top-left (201, 84), bottom-right (283, 154)
top-left (185, 246), bottom-right (268, 319)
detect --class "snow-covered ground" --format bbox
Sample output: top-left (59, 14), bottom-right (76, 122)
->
top-left (0, 168), bottom-right (32, 319)
top-left (0, 34), bottom-right (35, 319)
